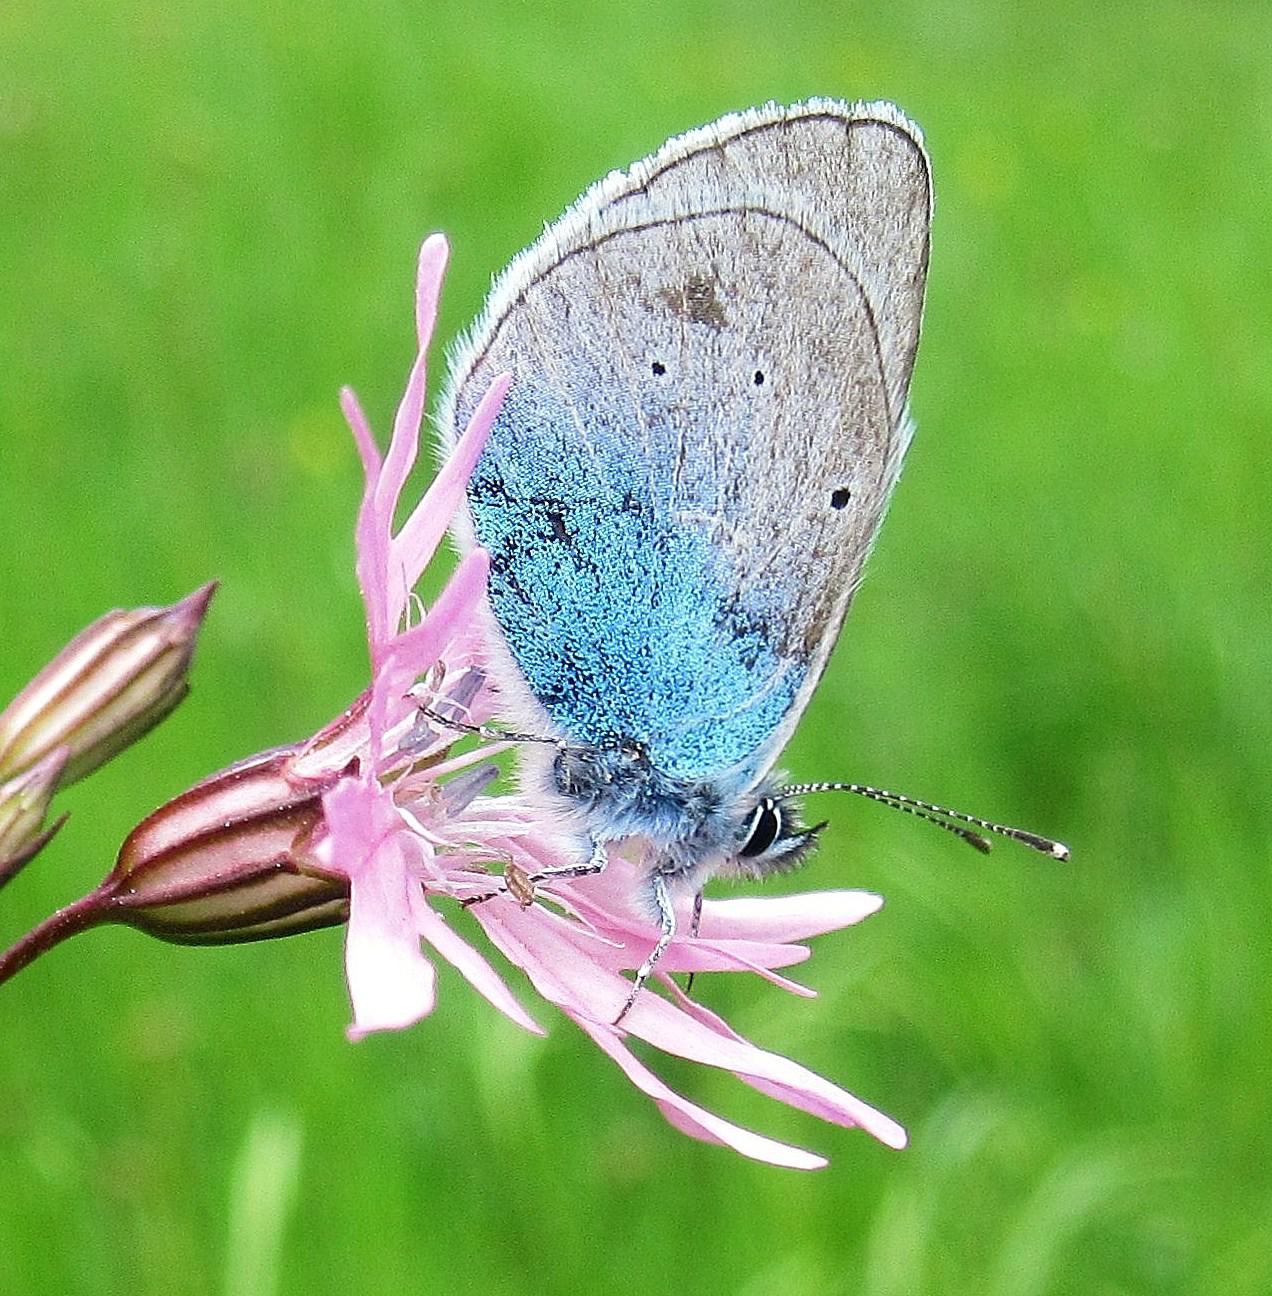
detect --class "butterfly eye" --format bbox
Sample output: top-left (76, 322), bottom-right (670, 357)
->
top-left (830, 487), bottom-right (851, 509)
top-left (739, 798), bottom-right (782, 858)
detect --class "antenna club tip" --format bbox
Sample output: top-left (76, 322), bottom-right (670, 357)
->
top-left (1050, 842), bottom-right (1071, 862)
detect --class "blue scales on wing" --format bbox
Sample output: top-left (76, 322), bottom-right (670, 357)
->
top-left (467, 372), bottom-right (805, 784)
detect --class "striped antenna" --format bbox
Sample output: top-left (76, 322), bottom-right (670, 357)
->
top-left (778, 781), bottom-right (1070, 861)
top-left (413, 700), bottom-right (563, 749)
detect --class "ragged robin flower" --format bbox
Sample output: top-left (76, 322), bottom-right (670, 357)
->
top-left (0, 235), bottom-right (904, 1169)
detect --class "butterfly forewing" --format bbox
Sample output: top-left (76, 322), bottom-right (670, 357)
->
top-left (604, 101), bottom-right (930, 409)
top-left (440, 100), bottom-right (931, 789)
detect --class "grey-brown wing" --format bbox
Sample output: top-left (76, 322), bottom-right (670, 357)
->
top-left (439, 101), bottom-right (930, 780)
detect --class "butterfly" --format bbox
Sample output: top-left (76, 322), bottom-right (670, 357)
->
top-left (437, 99), bottom-right (1067, 1018)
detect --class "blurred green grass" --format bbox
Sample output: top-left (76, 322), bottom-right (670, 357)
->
top-left (2, 1), bottom-right (1269, 1293)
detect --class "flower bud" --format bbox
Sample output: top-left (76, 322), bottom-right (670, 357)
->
top-left (105, 746), bottom-right (350, 943)
top-left (0, 583), bottom-right (217, 789)
top-left (0, 748), bottom-right (68, 887)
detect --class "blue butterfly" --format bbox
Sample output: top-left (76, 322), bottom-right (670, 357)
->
top-left (439, 100), bottom-right (1066, 1017)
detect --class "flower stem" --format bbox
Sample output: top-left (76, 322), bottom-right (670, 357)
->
top-left (0, 883), bottom-right (114, 987)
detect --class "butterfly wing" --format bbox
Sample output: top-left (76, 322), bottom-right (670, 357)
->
top-left (439, 100), bottom-right (931, 790)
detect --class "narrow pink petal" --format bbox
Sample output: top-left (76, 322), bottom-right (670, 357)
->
top-left (324, 778), bottom-right (438, 1039)
top-left (414, 234), bottom-right (450, 351)
top-left (474, 897), bottom-right (798, 1021)
top-left (377, 550), bottom-right (490, 708)
top-left (345, 873), bottom-right (438, 1040)
top-left (548, 873), bottom-right (815, 986)
top-left (375, 239), bottom-right (449, 531)
top-left (623, 991), bottom-right (908, 1149)
top-left (569, 1012), bottom-right (826, 1170)
top-left (415, 903), bottom-right (544, 1035)
top-left (355, 503), bottom-right (393, 667)
top-left (744, 1076), bottom-right (903, 1145)
top-left (371, 235), bottom-right (459, 624)
top-left (696, 891), bottom-right (885, 942)
top-left (394, 373), bottom-right (511, 591)
top-left (564, 889), bottom-right (815, 975)
top-left (661, 949), bottom-right (817, 997)
top-left (475, 899), bottom-right (905, 1148)
top-left (569, 856), bottom-right (882, 947)
top-left (320, 775), bottom-right (388, 881)
top-left (669, 937), bottom-right (811, 976)
top-left (344, 385), bottom-right (393, 658)
top-left (341, 386), bottom-right (382, 481)
top-left (473, 900), bottom-right (625, 1021)
top-left (665, 988), bottom-right (907, 1146)
top-left (378, 348), bottom-right (430, 631)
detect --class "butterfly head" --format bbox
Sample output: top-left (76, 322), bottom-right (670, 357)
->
top-left (550, 735), bottom-right (824, 884)
top-left (727, 792), bottom-right (826, 880)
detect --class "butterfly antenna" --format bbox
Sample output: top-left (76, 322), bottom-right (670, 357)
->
top-left (414, 701), bottom-right (562, 749)
top-left (779, 782), bottom-right (1070, 861)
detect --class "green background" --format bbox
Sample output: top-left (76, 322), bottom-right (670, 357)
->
top-left (2, 2), bottom-right (1268, 1292)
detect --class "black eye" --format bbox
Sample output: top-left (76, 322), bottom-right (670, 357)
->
top-left (739, 799), bottom-right (782, 857)
top-left (830, 487), bottom-right (851, 509)
top-left (651, 360), bottom-right (667, 376)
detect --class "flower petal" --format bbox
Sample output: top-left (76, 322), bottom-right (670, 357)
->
top-left (474, 897), bottom-right (905, 1148)
top-left (394, 372), bottom-right (511, 591)
top-left (414, 234), bottom-right (450, 352)
top-left (696, 890), bottom-right (885, 942)
top-left (665, 986), bottom-right (908, 1148)
top-left (569, 1012), bottom-right (827, 1170)
top-left (664, 951), bottom-right (816, 998)
top-left (378, 549), bottom-right (490, 711)
top-left (416, 903), bottom-right (543, 1036)
top-left (564, 887), bottom-right (815, 976)
top-left (341, 386), bottom-right (381, 485)
top-left (369, 238), bottom-right (457, 636)
top-left (346, 383), bottom-right (394, 661)
top-left (385, 548), bottom-right (490, 667)
top-left (378, 348), bottom-right (430, 634)
top-left (474, 899), bottom-right (615, 1020)
top-left (621, 990), bottom-right (906, 1149)
top-left (344, 854), bottom-right (438, 1040)
top-left (324, 778), bottom-right (438, 1039)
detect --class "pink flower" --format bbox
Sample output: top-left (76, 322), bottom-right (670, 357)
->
top-left (317, 234), bottom-right (906, 1168)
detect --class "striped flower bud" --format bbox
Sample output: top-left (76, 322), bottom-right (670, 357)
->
top-left (105, 743), bottom-right (350, 944)
top-left (0, 583), bottom-right (216, 789)
top-left (0, 719), bottom-right (359, 987)
top-left (0, 748), bottom-right (68, 887)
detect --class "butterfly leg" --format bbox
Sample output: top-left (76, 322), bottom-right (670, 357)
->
top-left (615, 873), bottom-right (677, 1025)
top-left (460, 838), bottom-right (607, 909)
top-left (526, 835), bottom-right (609, 889)
top-left (684, 889), bottom-right (705, 996)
